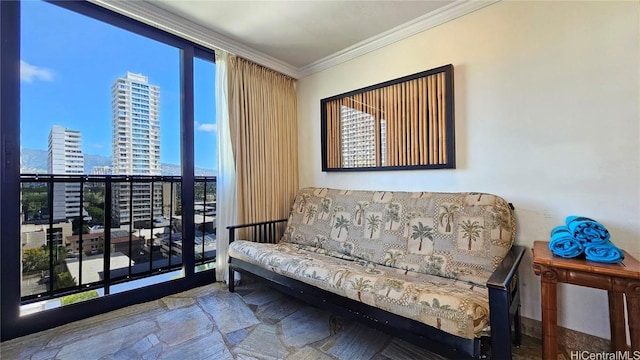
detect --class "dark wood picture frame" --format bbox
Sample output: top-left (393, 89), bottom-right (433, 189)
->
top-left (321, 64), bottom-right (455, 172)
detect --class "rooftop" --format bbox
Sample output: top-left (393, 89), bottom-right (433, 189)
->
top-left (66, 252), bottom-right (132, 284)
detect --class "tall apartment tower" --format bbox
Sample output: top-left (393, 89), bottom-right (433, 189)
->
top-left (339, 105), bottom-right (387, 168)
top-left (111, 72), bottom-right (162, 225)
top-left (48, 126), bottom-right (85, 220)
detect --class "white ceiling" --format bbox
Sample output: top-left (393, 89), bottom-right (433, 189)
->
top-left (147, 1), bottom-right (454, 69)
top-left (93, 0), bottom-right (497, 78)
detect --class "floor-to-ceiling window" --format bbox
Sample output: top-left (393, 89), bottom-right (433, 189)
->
top-left (194, 58), bottom-right (217, 272)
top-left (1, 0), bottom-right (217, 340)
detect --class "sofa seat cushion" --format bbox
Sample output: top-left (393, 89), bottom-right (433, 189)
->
top-left (230, 240), bottom-right (491, 339)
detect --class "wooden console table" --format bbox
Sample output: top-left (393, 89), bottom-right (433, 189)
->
top-left (532, 241), bottom-right (640, 360)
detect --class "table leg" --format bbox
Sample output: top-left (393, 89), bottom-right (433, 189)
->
top-left (608, 291), bottom-right (628, 351)
top-left (541, 271), bottom-right (558, 360)
top-left (627, 282), bottom-right (640, 352)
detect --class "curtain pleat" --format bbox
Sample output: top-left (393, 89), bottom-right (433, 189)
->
top-left (227, 56), bottom-right (298, 242)
top-left (214, 51), bottom-right (236, 282)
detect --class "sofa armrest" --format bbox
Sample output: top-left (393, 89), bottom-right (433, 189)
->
top-left (486, 245), bottom-right (526, 359)
top-left (487, 245), bottom-right (525, 290)
top-left (227, 218), bottom-right (288, 244)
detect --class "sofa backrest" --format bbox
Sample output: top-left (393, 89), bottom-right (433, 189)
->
top-left (281, 187), bottom-right (515, 286)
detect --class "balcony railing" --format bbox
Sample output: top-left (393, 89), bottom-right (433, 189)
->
top-left (19, 174), bottom-right (216, 306)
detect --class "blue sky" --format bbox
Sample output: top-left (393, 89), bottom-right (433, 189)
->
top-left (20, 1), bottom-right (217, 171)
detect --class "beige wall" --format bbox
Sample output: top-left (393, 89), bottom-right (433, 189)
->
top-left (21, 222), bottom-right (73, 250)
top-left (296, 1), bottom-right (639, 339)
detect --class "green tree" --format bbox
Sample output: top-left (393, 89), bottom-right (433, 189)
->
top-left (459, 219), bottom-right (483, 250)
top-left (423, 297), bottom-right (451, 310)
top-left (72, 216), bottom-right (89, 235)
top-left (354, 202), bottom-right (368, 226)
top-left (385, 204), bottom-right (401, 230)
top-left (22, 248), bottom-right (49, 273)
top-left (207, 181), bottom-right (217, 201)
top-left (305, 205), bottom-right (317, 224)
top-left (298, 194), bottom-right (311, 212)
top-left (53, 245), bottom-right (67, 265)
top-left (438, 204), bottom-right (459, 233)
top-left (22, 245), bottom-right (67, 273)
top-left (83, 187), bottom-right (105, 210)
top-left (491, 204), bottom-right (511, 240)
top-left (313, 235), bottom-right (327, 247)
top-left (334, 215), bottom-right (350, 238)
top-left (366, 214), bottom-right (382, 239)
top-left (380, 278), bottom-right (404, 297)
top-left (350, 277), bottom-right (372, 301)
top-left (194, 181), bottom-right (217, 202)
top-left (383, 249), bottom-right (403, 267)
top-left (306, 270), bottom-right (323, 280)
top-left (411, 222), bottom-right (434, 251)
top-left (86, 205), bottom-right (105, 224)
top-left (194, 182), bottom-right (205, 201)
top-left (422, 255), bottom-right (445, 276)
top-left (54, 272), bottom-right (77, 290)
top-left (21, 187), bottom-right (48, 221)
top-left (319, 198), bottom-right (331, 219)
top-left (401, 265), bottom-right (415, 276)
top-left (331, 205), bottom-right (345, 222)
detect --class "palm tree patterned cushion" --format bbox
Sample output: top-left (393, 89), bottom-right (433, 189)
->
top-left (228, 187), bottom-right (515, 339)
top-left (281, 188), bottom-right (514, 285)
top-left (228, 240), bottom-right (492, 339)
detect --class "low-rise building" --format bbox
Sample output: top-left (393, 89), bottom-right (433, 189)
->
top-left (21, 222), bottom-right (73, 250)
top-left (158, 231), bottom-right (216, 259)
top-left (65, 230), bottom-right (142, 258)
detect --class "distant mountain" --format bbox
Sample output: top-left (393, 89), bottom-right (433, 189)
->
top-left (20, 148), bottom-right (48, 174)
top-left (161, 163), bottom-right (217, 177)
top-left (20, 148), bottom-right (216, 176)
top-left (84, 153), bottom-right (112, 172)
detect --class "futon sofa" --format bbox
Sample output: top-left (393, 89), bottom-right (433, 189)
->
top-left (228, 187), bottom-right (524, 359)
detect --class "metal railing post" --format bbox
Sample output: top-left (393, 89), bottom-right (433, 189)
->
top-left (104, 177), bottom-right (112, 295)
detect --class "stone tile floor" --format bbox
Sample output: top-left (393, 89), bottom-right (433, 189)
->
top-left (1, 281), bottom-right (569, 359)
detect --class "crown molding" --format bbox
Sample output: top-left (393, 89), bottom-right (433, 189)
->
top-left (89, 0), bottom-right (301, 78)
top-left (89, 0), bottom-right (498, 80)
top-left (297, 0), bottom-right (499, 78)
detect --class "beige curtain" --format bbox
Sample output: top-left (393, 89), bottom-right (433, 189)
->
top-left (323, 72), bottom-right (450, 169)
top-left (227, 56), bottom-right (298, 239)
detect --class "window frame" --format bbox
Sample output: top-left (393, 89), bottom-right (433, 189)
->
top-left (0, 0), bottom-right (216, 341)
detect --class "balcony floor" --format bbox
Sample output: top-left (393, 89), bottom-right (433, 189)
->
top-left (2, 279), bottom-right (569, 359)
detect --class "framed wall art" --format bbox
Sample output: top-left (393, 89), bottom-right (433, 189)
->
top-left (321, 64), bottom-right (455, 172)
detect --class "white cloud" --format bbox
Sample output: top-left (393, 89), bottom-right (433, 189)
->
top-left (196, 122), bottom-right (217, 133)
top-left (92, 143), bottom-right (104, 149)
top-left (20, 60), bottom-right (54, 83)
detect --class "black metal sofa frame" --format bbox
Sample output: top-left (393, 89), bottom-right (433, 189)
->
top-left (228, 219), bottom-right (525, 359)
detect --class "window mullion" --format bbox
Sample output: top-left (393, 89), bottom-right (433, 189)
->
top-left (180, 46), bottom-right (196, 277)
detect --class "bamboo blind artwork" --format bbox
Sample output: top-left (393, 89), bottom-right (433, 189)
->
top-left (321, 64), bottom-right (454, 171)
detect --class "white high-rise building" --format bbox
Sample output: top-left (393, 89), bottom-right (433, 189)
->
top-left (91, 166), bottom-right (112, 175)
top-left (340, 106), bottom-right (387, 168)
top-left (48, 126), bottom-right (84, 220)
top-left (111, 72), bottom-right (162, 225)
